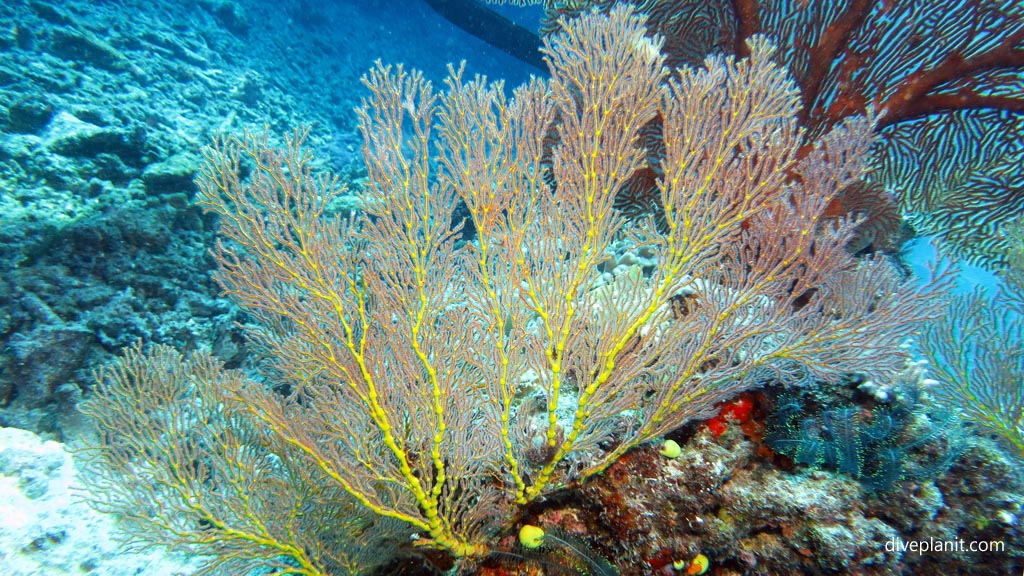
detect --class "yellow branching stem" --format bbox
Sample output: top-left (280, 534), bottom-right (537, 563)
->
top-left (79, 343), bottom-right (342, 576)
top-left (920, 287), bottom-right (1024, 457)
top-left (80, 5), bottom-right (945, 571)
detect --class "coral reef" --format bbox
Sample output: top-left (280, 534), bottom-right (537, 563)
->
top-left (0, 0), bottom-right (1020, 574)
top-left (0, 427), bottom-right (201, 575)
top-left (1, 0), bottom-right (525, 436)
top-left (504, 422), bottom-right (1022, 575)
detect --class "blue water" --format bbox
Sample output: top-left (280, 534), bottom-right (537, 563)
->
top-left (904, 234), bottom-right (1004, 296)
top-left (325, 0), bottom-right (542, 89)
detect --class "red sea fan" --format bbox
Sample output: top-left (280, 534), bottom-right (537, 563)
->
top-left (534, 0), bottom-right (1024, 267)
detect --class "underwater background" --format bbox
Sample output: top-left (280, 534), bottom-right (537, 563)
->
top-left (0, 0), bottom-right (1021, 575)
